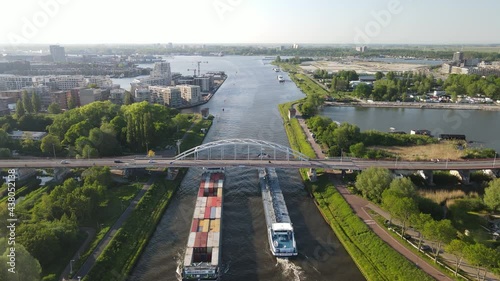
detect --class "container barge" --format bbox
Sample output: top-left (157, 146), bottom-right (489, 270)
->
top-left (259, 168), bottom-right (298, 257)
top-left (182, 168), bottom-right (224, 280)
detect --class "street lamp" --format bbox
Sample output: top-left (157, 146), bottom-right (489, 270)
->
top-left (494, 153), bottom-right (497, 168)
top-left (176, 139), bottom-right (182, 155)
top-left (70, 259), bottom-right (75, 275)
top-left (52, 143), bottom-right (56, 159)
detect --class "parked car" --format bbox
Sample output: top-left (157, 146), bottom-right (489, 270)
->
top-left (419, 245), bottom-right (431, 252)
top-left (403, 234), bottom-right (412, 240)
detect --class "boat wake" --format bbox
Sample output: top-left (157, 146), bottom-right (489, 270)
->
top-left (175, 252), bottom-right (183, 281)
top-left (276, 258), bottom-right (304, 281)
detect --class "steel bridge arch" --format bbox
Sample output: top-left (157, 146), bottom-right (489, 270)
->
top-left (174, 139), bottom-right (310, 161)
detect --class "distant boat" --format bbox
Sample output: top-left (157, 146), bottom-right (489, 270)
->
top-left (277, 75), bottom-right (285, 83)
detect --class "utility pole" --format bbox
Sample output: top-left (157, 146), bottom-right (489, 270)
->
top-left (52, 143), bottom-right (56, 159)
top-left (176, 139), bottom-right (182, 155)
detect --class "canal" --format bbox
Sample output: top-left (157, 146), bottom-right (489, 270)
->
top-left (127, 56), bottom-right (365, 281)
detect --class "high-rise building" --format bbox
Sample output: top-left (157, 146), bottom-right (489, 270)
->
top-left (452, 52), bottom-right (464, 63)
top-left (149, 86), bottom-right (182, 107)
top-left (49, 45), bottom-right (66, 62)
top-left (151, 62), bottom-right (171, 78)
top-left (179, 85), bottom-right (201, 104)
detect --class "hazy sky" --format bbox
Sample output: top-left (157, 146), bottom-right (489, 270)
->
top-left (2, 0), bottom-right (499, 45)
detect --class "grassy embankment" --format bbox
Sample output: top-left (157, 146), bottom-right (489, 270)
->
top-left (277, 61), bottom-right (435, 280)
top-left (81, 117), bottom-right (212, 281)
top-left (278, 103), bottom-right (434, 280)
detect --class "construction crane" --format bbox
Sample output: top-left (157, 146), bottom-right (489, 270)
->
top-left (187, 68), bottom-right (197, 77)
top-left (196, 61), bottom-right (208, 76)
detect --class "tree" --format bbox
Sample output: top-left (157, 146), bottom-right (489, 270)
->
top-left (355, 167), bottom-right (392, 203)
top-left (388, 177), bottom-right (417, 199)
top-left (382, 189), bottom-right (418, 236)
top-left (375, 71), bottom-right (385, 80)
top-left (40, 134), bottom-right (62, 156)
top-left (423, 219), bottom-right (456, 262)
top-left (483, 178), bottom-right (500, 212)
top-left (386, 71), bottom-right (396, 81)
top-left (464, 243), bottom-right (500, 281)
top-left (353, 83), bottom-right (372, 99)
top-left (67, 98), bottom-right (76, 110)
top-left (349, 142), bottom-right (365, 158)
top-left (47, 102), bottom-right (62, 114)
top-left (445, 239), bottom-right (467, 276)
top-left (333, 123), bottom-right (360, 152)
top-left (22, 91), bottom-right (34, 114)
top-left (0, 238), bottom-right (42, 281)
top-left (16, 99), bottom-right (25, 117)
top-left (124, 91), bottom-right (134, 105)
top-left (31, 92), bottom-right (41, 113)
top-left (410, 212), bottom-right (433, 249)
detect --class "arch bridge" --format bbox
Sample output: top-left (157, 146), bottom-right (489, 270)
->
top-left (175, 139), bottom-right (310, 162)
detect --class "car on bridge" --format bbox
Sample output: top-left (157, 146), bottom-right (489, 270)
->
top-left (60, 160), bottom-right (69, 164)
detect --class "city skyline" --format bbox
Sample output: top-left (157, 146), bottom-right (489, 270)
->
top-left (1, 0), bottom-right (500, 45)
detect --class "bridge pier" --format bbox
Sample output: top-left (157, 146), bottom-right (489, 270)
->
top-left (167, 167), bottom-right (175, 180)
top-left (419, 170), bottom-right (434, 185)
top-left (53, 168), bottom-right (71, 183)
top-left (308, 168), bottom-right (317, 182)
top-left (492, 169), bottom-right (500, 178)
top-left (458, 170), bottom-right (471, 185)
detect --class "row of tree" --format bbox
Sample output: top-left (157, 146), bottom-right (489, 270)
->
top-left (323, 67), bottom-right (500, 101)
top-left (356, 168), bottom-right (500, 278)
top-left (444, 74), bottom-right (500, 101)
top-left (15, 91), bottom-right (42, 116)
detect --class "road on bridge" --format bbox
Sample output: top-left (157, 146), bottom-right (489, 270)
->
top-left (1, 157), bottom-right (498, 170)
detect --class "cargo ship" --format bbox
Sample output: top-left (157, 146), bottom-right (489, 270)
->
top-left (182, 168), bottom-right (224, 280)
top-left (259, 168), bottom-right (298, 257)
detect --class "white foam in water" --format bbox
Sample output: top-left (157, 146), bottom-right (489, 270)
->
top-left (175, 252), bottom-right (183, 281)
top-left (276, 258), bottom-right (304, 281)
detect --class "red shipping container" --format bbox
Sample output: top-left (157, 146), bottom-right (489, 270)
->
top-left (200, 232), bottom-right (208, 248)
top-left (191, 219), bottom-right (199, 233)
top-left (205, 206), bottom-right (211, 219)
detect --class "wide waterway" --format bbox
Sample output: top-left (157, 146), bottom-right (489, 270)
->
top-left (128, 56), bottom-right (365, 281)
top-left (319, 106), bottom-right (500, 152)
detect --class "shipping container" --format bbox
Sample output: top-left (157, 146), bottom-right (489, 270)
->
top-left (187, 232), bottom-right (196, 248)
top-left (211, 247), bottom-right (219, 266)
top-left (184, 247), bottom-right (193, 267)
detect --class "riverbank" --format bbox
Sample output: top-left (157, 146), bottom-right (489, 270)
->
top-left (78, 118), bottom-right (213, 281)
top-left (325, 101), bottom-right (500, 111)
top-left (278, 101), bottom-right (437, 281)
top-left (176, 74), bottom-right (228, 110)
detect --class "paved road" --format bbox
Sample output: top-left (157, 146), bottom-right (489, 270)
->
top-left (59, 227), bottom-right (95, 281)
top-left (69, 178), bottom-right (155, 280)
top-left (331, 176), bottom-right (453, 281)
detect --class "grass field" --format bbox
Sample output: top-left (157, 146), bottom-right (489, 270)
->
top-left (372, 141), bottom-right (465, 161)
